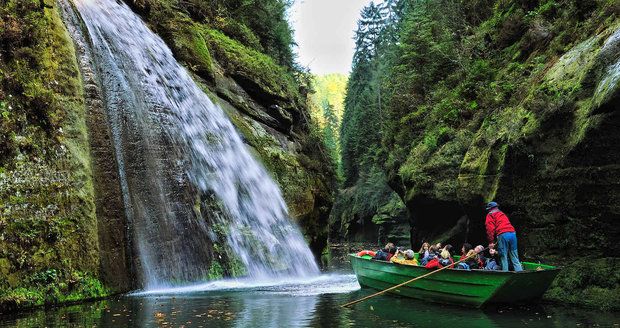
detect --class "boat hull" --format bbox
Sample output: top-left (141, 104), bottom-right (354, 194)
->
top-left (350, 255), bottom-right (560, 308)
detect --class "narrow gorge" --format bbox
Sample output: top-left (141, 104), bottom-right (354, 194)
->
top-left (1, 0), bottom-right (619, 318)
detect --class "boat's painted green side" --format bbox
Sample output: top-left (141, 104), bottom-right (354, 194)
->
top-left (349, 254), bottom-right (560, 308)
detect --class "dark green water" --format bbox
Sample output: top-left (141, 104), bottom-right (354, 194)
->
top-left (1, 272), bottom-right (618, 328)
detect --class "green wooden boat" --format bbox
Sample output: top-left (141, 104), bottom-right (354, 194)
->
top-left (350, 254), bottom-right (560, 308)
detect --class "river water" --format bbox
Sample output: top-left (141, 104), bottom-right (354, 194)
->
top-left (1, 269), bottom-right (617, 328)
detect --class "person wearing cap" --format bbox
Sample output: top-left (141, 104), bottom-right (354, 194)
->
top-left (390, 249), bottom-right (419, 266)
top-left (485, 201), bottom-right (523, 272)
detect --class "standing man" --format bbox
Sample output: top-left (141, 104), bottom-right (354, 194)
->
top-left (485, 202), bottom-right (523, 272)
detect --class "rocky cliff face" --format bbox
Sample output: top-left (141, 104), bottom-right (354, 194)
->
top-left (0, 0), bottom-right (334, 311)
top-left (124, 1), bottom-right (336, 256)
top-left (333, 0), bottom-right (619, 310)
top-left (0, 1), bottom-right (111, 310)
top-left (385, 9), bottom-right (620, 309)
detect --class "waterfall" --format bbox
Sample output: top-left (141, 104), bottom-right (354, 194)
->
top-left (65, 0), bottom-right (319, 288)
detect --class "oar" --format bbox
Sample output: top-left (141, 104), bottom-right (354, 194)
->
top-left (341, 247), bottom-right (489, 308)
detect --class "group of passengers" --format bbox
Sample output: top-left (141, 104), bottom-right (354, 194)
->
top-left (368, 201), bottom-right (524, 272)
top-left (372, 241), bottom-right (501, 271)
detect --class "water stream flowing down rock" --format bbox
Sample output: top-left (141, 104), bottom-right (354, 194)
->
top-left (63, 0), bottom-right (319, 289)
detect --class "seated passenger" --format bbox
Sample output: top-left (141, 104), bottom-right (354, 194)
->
top-left (391, 249), bottom-right (419, 266)
top-left (465, 249), bottom-right (481, 269)
top-left (438, 249), bottom-right (454, 268)
top-left (373, 242), bottom-right (396, 261)
top-left (461, 243), bottom-right (473, 257)
top-left (425, 249), bottom-right (453, 269)
top-left (420, 244), bottom-right (439, 266)
top-left (474, 245), bottom-right (486, 266)
top-left (484, 248), bottom-right (501, 271)
top-left (474, 245), bottom-right (485, 254)
top-left (457, 249), bottom-right (480, 270)
top-left (418, 242), bottom-right (430, 260)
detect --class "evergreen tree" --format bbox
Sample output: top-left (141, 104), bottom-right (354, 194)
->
top-left (321, 100), bottom-right (340, 168)
top-left (340, 0), bottom-right (404, 187)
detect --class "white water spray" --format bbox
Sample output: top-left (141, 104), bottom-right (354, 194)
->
top-left (69, 0), bottom-right (319, 288)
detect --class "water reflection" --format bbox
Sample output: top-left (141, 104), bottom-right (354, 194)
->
top-left (234, 295), bottom-right (317, 328)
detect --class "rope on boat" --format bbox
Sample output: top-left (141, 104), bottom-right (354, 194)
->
top-left (341, 247), bottom-right (490, 308)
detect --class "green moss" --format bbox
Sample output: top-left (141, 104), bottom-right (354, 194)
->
top-left (0, 3), bottom-right (103, 311)
top-left (203, 28), bottom-right (300, 102)
top-left (212, 16), bottom-right (263, 52)
top-left (544, 258), bottom-right (620, 310)
top-left (207, 261), bottom-right (224, 280)
top-left (0, 271), bottom-right (109, 312)
top-left (166, 18), bottom-right (214, 80)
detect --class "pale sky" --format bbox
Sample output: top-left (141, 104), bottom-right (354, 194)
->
top-left (290, 0), bottom-right (376, 75)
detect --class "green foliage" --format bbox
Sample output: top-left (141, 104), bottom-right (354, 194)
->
top-left (165, 18), bottom-right (214, 79)
top-left (0, 271), bottom-right (109, 311)
top-left (340, 0), bottom-right (619, 309)
top-left (308, 74), bottom-right (348, 176)
top-left (207, 261), bottom-right (224, 280)
top-left (341, 0), bottom-right (408, 187)
top-left (204, 28), bottom-right (300, 102)
top-left (131, 0), bottom-right (296, 69)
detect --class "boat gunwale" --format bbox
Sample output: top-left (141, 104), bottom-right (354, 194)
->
top-left (349, 254), bottom-right (561, 275)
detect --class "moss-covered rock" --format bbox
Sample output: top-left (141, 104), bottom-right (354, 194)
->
top-left (0, 1), bottom-right (112, 312)
top-left (1, 0), bottom-right (334, 313)
top-left (380, 3), bottom-right (620, 309)
top-left (125, 1), bottom-right (336, 256)
top-left (330, 167), bottom-right (409, 246)
top-left (165, 18), bottom-right (215, 81)
top-left (203, 28), bottom-right (301, 108)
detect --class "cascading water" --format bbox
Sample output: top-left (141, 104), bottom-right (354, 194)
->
top-left (65, 0), bottom-right (319, 288)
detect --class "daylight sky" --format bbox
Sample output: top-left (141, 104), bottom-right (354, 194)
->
top-left (290, 0), bottom-right (377, 75)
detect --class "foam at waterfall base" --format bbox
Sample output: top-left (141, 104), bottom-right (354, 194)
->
top-left (130, 274), bottom-right (360, 297)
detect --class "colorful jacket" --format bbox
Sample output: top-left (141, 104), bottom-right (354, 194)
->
top-left (391, 256), bottom-right (419, 266)
top-left (424, 258), bottom-right (441, 269)
top-left (485, 209), bottom-right (516, 243)
top-left (373, 250), bottom-right (395, 261)
top-left (425, 257), bottom-right (454, 269)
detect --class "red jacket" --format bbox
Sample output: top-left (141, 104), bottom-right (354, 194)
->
top-left (424, 257), bottom-right (454, 269)
top-left (424, 258), bottom-right (441, 269)
top-left (485, 209), bottom-right (515, 243)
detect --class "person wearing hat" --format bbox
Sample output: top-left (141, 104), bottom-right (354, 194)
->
top-left (485, 201), bottom-right (523, 272)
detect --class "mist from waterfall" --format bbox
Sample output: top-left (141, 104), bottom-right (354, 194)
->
top-left (68, 0), bottom-right (319, 288)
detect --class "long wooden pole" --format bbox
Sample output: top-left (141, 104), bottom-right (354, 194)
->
top-left (341, 247), bottom-right (489, 308)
